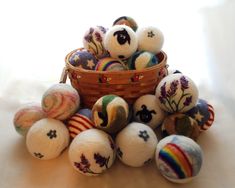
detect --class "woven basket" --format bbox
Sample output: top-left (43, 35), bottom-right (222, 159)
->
top-left (61, 49), bottom-right (168, 108)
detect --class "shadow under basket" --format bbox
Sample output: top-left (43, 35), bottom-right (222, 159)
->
top-left (61, 49), bottom-right (168, 108)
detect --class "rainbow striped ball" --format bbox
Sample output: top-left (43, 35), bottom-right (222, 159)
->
top-left (186, 99), bottom-right (215, 132)
top-left (92, 95), bottom-right (129, 134)
top-left (66, 110), bottom-right (95, 139)
top-left (155, 135), bottom-right (203, 183)
top-left (127, 51), bottom-right (159, 70)
top-left (95, 57), bottom-right (127, 71)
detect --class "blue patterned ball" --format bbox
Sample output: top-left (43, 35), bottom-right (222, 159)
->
top-left (69, 49), bottom-right (97, 70)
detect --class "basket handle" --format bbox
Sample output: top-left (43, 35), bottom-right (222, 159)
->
top-left (60, 67), bottom-right (68, 83)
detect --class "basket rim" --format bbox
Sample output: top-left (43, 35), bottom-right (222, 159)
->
top-left (65, 48), bottom-right (167, 75)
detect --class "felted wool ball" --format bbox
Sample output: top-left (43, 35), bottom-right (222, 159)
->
top-left (95, 57), bottom-right (127, 71)
top-left (133, 94), bottom-right (166, 129)
top-left (136, 26), bottom-right (164, 54)
top-left (162, 113), bottom-right (200, 141)
top-left (155, 74), bottom-right (199, 113)
top-left (42, 83), bottom-right (80, 120)
top-left (68, 129), bottom-right (116, 176)
top-left (78, 108), bottom-right (92, 120)
top-left (127, 51), bottom-right (159, 70)
top-left (186, 99), bottom-right (215, 132)
top-left (66, 112), bottom-right (96, 139)
top-left (92, 95), bottom-right (129, 134)
top-left (155, 135), bottom-right (203, 183)
top-left (113, 16), bottom-right (138, 31)
top-left (26, 118), bottom-right (70, 160)
top-left (83, 26), bottom-right (108, 58)
top-left (116, 122), bottom-right (158, 167)
top-left (104, 25), bottom-right (138, 60)
top-left (13, 103), bottom-right (46, 136)
top-left (69, 49), bottom-right (97, 70)
top-left (167, 69), bottom-right (182, 75)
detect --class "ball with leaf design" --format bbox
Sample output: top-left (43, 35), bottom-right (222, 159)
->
top-left (155, 74), bottom-right (199, 113)
top-left (68, 129), bottom-right (116, 176)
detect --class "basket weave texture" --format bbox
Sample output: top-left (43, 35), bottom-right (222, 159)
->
top-left (63, 49), bottom-right (168, 108)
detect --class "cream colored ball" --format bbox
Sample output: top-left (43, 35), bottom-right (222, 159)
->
top-left (115, 122), bottom-right (158, 167)
top-left (26, 118), bottom-right (70, 160)
top-left (68, 129), bottom-right (116, 176)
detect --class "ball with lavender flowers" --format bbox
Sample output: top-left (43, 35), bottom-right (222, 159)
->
top-left (68, 129), bottom-right (116, 176)
top-left (83, 26), bottom-right (108, 58)
top-left (155, 74), bottom-right (199, 113)
top-left (104, 25), bottom-right (138, 60)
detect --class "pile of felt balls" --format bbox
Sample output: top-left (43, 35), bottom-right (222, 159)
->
top-left (13, 16), bottom-right (215, 184)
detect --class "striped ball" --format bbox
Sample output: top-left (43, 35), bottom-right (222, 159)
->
top-left (66, 113), bottom-right (95, 139)
top-left (186, 99), bottom-right (215, 132)
top-left (127, 51), bottom-right (158, 70)
top-left (155, 135), bottom-right (203, 183)
top-left (95, 57), bottom-right (127, 71)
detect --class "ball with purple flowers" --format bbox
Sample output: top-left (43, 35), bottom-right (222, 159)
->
top-left (83, 26), bottom-right (108, 58)
top-left (155, 74), bottom-right (199, 113)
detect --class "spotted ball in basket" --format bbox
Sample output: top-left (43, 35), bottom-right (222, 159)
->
top-left (95, 57), bottom-right (127, 71)
top-left (127, 51), bottom-right (159, 70)
top-left (13, 103), bottom-right (46, 136)
top-left (186, 99), bottom-right (215, 132)
top-left (162, 113), bottom-right (200, 141)
top-left (116, 122), bottom-right (158, 167)
top-left (66, 109), bottom-right (96, 139)
top-left (155, 74), bottom-right (199, 113)
top-left (69, 49), bottom-right (97, 70)
top-left (68, 129), bottom-right (116, 176)
top-left (137, 26), bottom-right (164, 54)
top-left (41, 83), bottom-right (80, 120)
top-left (83, 26), bottom-right (108, 58)
top-left (155, 135), bottom-right (203, 183)
top-left (26, 118), bottom-right (70, 160)
top-left (113, 16), bottom-right (138, 31)
top-left (92, 95), bottom-right (129, 134)
top-left (133, 94), bottom-right (166, 129)
top-left (104, 25), bottom-right (138, 60)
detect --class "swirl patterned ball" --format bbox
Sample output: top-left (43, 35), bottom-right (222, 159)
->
top-left (41, 83), bottom-right (80, 120)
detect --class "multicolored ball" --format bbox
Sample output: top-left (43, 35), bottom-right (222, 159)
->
top-left (104, 25), bottom-right (138, 60)
top-left (116, 122), bottom-right (158, 167)
top-left (133, 94), bottom-right (166, 129)
top-left (186, 99), bottom-right (215, 132)
top-left (155, 74), bottom-right (199, 113)
top-left (136, 26), bottom-right (164, 54)
top-left (95, 57), bottom-right (127, 71)
top-left (41, 83), bottom-right (80, 120)
top-left (13, 103), bottom-right (46, 136)
top-left (69, 49), bottom-right (97, 70)
top-left (113, 16), bottom-right (138, 31)
top-left (92, 95), bottom-right (129, 134)
top-left (155, 135), bottom-right (203, 183)
top-left (162, 113), bottom-right (200, 141)
top-left (127, 51), bottom-right (159, 70)
top-left (26, 118), bottom-right (70, 160)
top-left (83, 26), bottom-right (108, 58)
top-left (68, 129), bottom-right (116, 176)
top-left (66, 111), bottom-right (95, 139)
